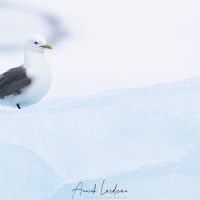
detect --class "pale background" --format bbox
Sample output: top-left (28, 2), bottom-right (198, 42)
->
top-left (1, 0), bottom-right (200, 100)
top-left (1, 1), bottom-right (200, 199)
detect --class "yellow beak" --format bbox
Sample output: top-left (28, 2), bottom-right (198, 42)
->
top-left (42, 44), bottom-right (53, 49)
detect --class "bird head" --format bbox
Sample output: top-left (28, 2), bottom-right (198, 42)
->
top-left (25, 34), bottom-right (53, 53)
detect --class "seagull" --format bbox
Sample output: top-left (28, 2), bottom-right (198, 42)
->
top-left (0, 34), bottom-right (52, 109)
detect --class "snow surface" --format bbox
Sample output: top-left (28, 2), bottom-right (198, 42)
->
top-left (0, 143), bottom-right (62, 200)
top-left (1, 0), bottom-right (200, 199)
top-left (1, 77), bottom-right (200, 199)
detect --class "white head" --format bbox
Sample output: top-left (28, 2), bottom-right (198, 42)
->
top-left (25, 34), bottom-right (52, 53)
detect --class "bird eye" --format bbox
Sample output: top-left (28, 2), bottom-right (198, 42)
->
top-left (34, 42), bottom-right (38, 44)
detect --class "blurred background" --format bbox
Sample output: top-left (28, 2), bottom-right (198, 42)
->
top-left (1, 0), bottom-right (200, 100)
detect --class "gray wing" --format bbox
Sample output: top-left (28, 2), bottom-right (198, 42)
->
top-left (0, 66), bottom-right (32, 98)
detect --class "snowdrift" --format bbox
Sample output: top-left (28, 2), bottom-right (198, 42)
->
top-left (1, 77), bottom-right (200, 199)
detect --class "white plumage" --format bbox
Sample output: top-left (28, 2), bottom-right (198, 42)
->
top-left (0, 34), bottom-right (52, 109)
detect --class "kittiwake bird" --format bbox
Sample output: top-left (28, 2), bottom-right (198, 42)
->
top-left (0, 34), bottom-right (52, 109)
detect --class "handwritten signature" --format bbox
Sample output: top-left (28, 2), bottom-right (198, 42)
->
top-left (72, 180), bottom-right (128, 199)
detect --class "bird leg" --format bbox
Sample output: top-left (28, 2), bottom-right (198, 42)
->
top-left (17, 104), bottom-right (21, 109)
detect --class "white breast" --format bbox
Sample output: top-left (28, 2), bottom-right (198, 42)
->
top-left (15, 51), bottom-right (52, 107)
